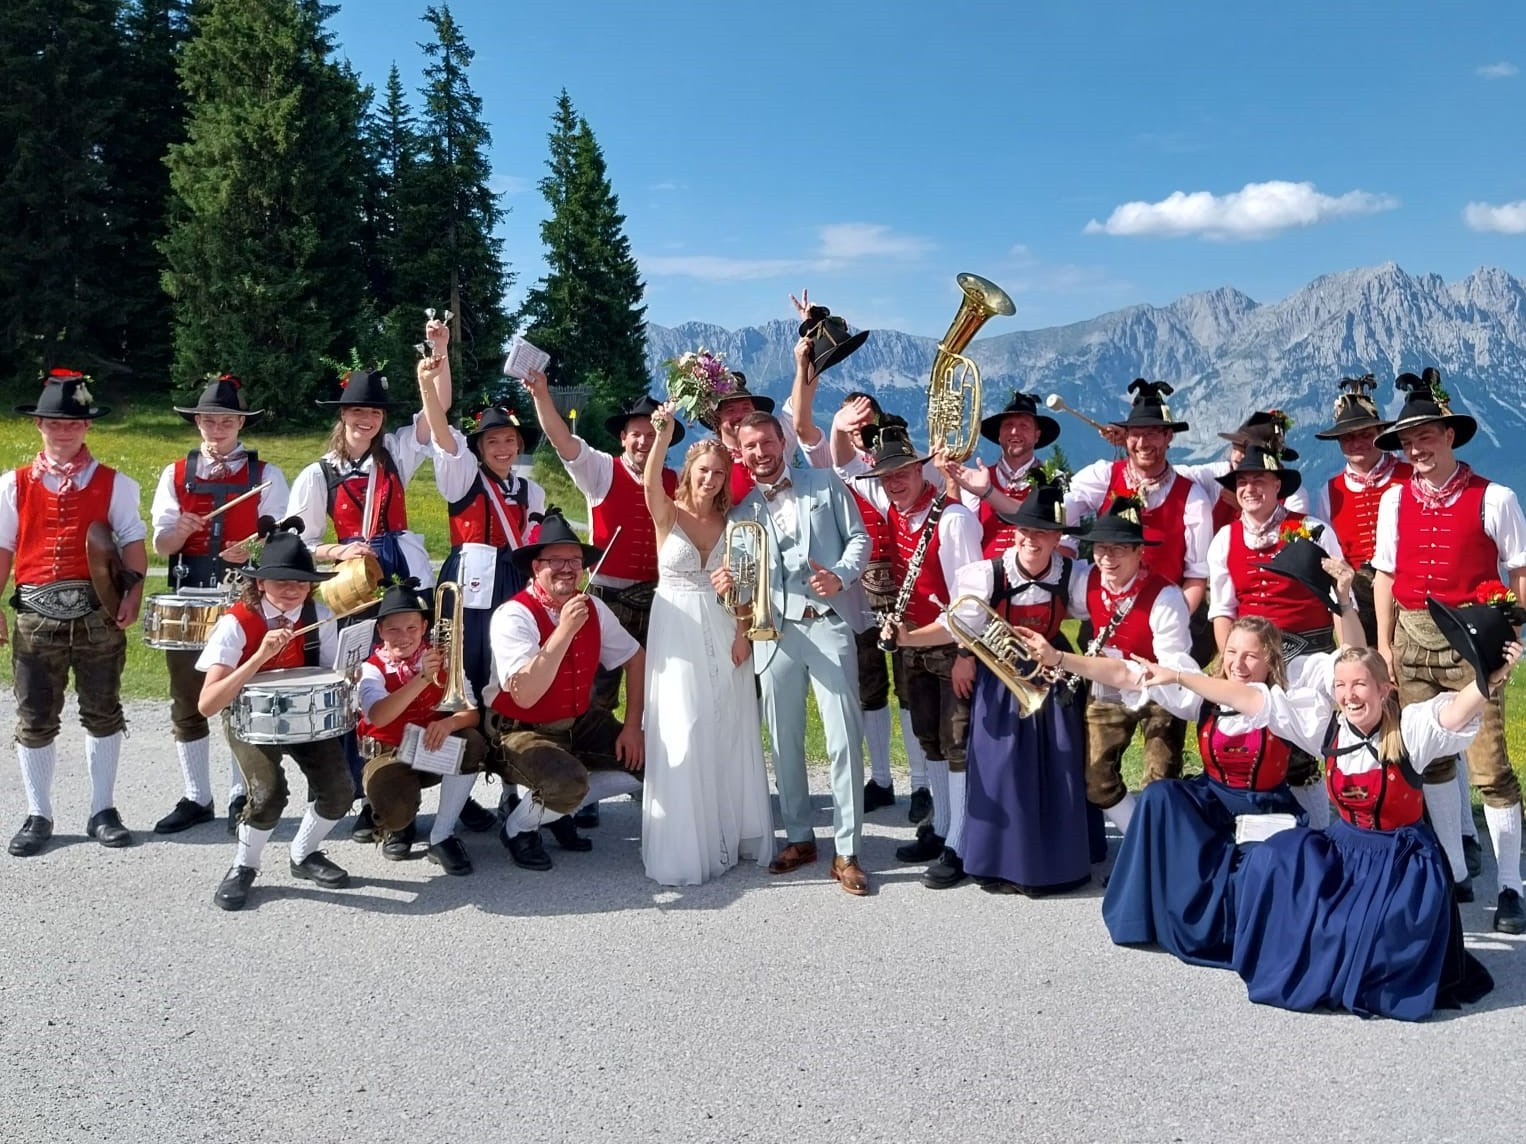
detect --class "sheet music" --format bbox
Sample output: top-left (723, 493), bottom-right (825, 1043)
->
top-left (503, 336), bottom-right (551, 380)
top-left (332, 620), bottom-right (375, 672)
top-left (1234, 813), bottom-right (1299, 845)
top-left (399, 723), bottom-right (465, 776)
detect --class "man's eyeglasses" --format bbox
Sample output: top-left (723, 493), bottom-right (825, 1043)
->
top-left (534, 557), bottom-right (584, 570)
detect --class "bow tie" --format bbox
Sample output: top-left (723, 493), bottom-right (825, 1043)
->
top-left (1013, 573), bottom-right (1057, 595)
top-left (762, 478), bottom-right (793, 501)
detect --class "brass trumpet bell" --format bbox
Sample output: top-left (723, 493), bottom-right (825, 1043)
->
top-left (926, 273), bottom-right (1015, 463)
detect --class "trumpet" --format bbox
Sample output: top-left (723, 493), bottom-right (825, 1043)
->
top-left (721, 517), bottom-right (779, 642)
top-left (927, 273), bottom-right (1015, 463)
top-left (931, 594), bottom-right (1051, 718)
top-left (1044, 393), bottom-right (1111, 435)
top-left (431, 581), bottom-right (471, 713)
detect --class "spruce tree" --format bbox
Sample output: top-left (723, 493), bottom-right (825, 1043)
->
top-left (358, 63), bottom-right (421, 365)
top-left (161, 0), bottom-right (367, 418)
top-left (517, 90), bottom-right (648, 450)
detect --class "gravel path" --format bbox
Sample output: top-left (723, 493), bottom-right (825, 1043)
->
top-left (0, 700), bottom-right (1522, 1143)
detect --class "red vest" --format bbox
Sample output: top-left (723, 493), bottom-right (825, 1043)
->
top-left (728, 457), bottom-right (754, 505)
top-left (1325, 462), bottom-right (1412, 567)
top-left (1323, 716), bottom-right (1424, 830)
top-left (589, 458), bottom-right (676, 582)
top-left (13, 465), bottom-right (117, 585)
top-left (889, 491), bottom-right (949, 629)
top-left (1210, 491), bottom-right (1236, 537)
top-left (848, 487), bottom-right (895, 600)
top-left (978, 468), bottom-right (1033, 560)
top-left (488, 591), bottom-right (601, 723)
top-left (1225, 513), bottom-right (1332, 634)
top-left (1197, 707), bottom-right (1291, 790)
top-left (228, 600), bottom-right (314, 671)
top-left (448, 472), bottom-right (529, 549)
top-left (1102, 461), bottom-right (1192, 585)
top-left (1391, 475), bottom-right (1498, 609)
top-left (324, 456), bottom-right (408, 540)
top-left (993, 557), bottom-right (1071, 639)
top-left (356, 646), bottom-right (447, 745)
top-left (1085, 568), bottom-right (1169, 662)
top-left (172, 454), bottom-right (266, 558)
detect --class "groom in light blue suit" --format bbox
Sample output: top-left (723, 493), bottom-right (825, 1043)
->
top-left (711, 410), bottom-right (873, 895)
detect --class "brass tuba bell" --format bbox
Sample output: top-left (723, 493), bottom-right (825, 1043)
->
top-left (926, 273), bottom-right (1016, 463)
top-left (721, 517), bottom-right (779, 641)
top-left (934, 593), bottom-right (1048, 717)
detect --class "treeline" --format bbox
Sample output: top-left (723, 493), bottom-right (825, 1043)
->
top-left (0, 0), bottom-right (647, 439)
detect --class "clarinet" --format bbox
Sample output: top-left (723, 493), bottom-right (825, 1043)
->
top-left (877, 494), bottom-right (948, 652)
top-left (1061, 593), bottom-right (1136, 698)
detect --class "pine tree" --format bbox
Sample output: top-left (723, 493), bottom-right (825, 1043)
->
top-left (161, 0), bottom-right (368, 418)
top-left (0, 0), bottom-right (126, 391)
top-left (358, 65), bottom-right (420, 347)
top-left (517, 90), bottom-right (648, 450)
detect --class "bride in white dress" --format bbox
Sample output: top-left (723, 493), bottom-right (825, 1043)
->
top-left (641, 402), bottom-right (773, 885)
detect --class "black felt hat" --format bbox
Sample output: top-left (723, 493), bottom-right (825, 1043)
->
top-left (1220, 410), bottom-right (1298, 461)
top-left (1427, 591), bottom-right (1526, 693)
top-left (1374, 368), bottom-right (1476, 451)
top-left (859, 414), bottom-right (909, 454)
top-left (376, 577), bottom-right (432, 620)
top-left (1215, 444), bottom-right (1303, 499)
top-left (798, 305), bottom-right (870, 374)
top-left (1263, 529), bottom-right (1340, 614)
top-left (510, 510), bottom-right (602, 574)
top-left (15, 369), bottom-right (109, 419)
top-left (704, 372), bottom-right (775, 430)
top-left (244, 519), bottom-right (335, 583)
top-left (466, 404), bottom-right (542, 455)
top-left (980, 391), bottom-right (1061, 448)
top-left (995, 471), bottom-right (1078, 533)
top-left (1314, 374), bottom-right (1392, 440)
top-left (315, 369), bottom-right (404, 410)
top-left (1076, 495), bottom-right (1158, 546)
top-left (1110, 379), bottom-right (1189, 433)
top-left (605, 393), bottom-right (684, 446)
top-left (175, 373), bottom-right (263, 422)
top-left (852, 424), bottom-right (931, 480)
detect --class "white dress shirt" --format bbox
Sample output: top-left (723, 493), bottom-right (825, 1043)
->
top-left (150, 448), bottom-right (291, 548)
top-left (430, 427), bottom-right (547, 543)
top-left (836, 459), bottom-right (983, 598)
top-left (1370, 477), bottom-right (1526, 575)
top-left (195, 598), bottom-right (338, 672)
top-left (484, 594), bottom-right (640, 699)
top-left (286, 414), bottom-right (432, 543)
top-left (358, 650), bottom-right (478, 717)
top-left (945, 551), bottom-right (1090, 640)
top-left (0, 462), bottom-right (145, 555)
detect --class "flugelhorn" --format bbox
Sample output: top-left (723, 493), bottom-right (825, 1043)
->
top-left (721, 516), bottom-right (779, 641)
top-left (431, 581), bottom-right (471, 714)
top-left (1044, 393), bottom-right (1111, 435)
top-left (926, 273), bottom-right (1015, 463)
top-left (931, 594), bottom-right (1048, 718)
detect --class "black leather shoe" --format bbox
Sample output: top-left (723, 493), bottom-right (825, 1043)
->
top-left (573, 801), bottom-right (600, 828)
top-left (1456, 876), bottom-right (1476, 904)
top-left (503, 827), bottom-right (553, 871)
top-left (350, 803), bottom-right (376, 844)
top-left (895, 823), bottom-right (945, 863)
top-left (1495, 887), bottom-right (1526, 935)
top-left (546, 815), bottom-right (593, 852)
top-left (155, 797), bottom-right (214, 835)
top-left (907, 787), bottom-right (933, 826)
top-left (1463, 835), bottom-right (1484, 880)
top-left (86, 808), bottom-right (133, 848)
top-left (8, 815), bottom-right (52, 857)
top-left (227, 794), bottom-right (247, 835)
top-left (922, 848), bottom-right (967, 889)
top-left (457, 798), bottom-right (497, 833)
top-left (214, 865), bottom-right (257, 911)
top-left (426, 836), bottom-right (473, 876)
top-left (863, 780), bottom-right (895, 812)
top-left (290, 851), bottom-right (351, 888)
top-left (382, 822), bottom-right (416, 861)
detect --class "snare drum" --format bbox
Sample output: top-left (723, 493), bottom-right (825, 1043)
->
top-left (229, 668), bottom-right (356, 745)
top-left (142, 590), bottom-right (231, 650)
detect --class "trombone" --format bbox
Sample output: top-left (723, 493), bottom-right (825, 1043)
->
top-left (431, 580), bottom-right (471, 713)
top-left (721, 517), bottom-right (779, 641)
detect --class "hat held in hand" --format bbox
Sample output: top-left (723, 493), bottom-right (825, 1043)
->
top-left (799, 304), bottom-right (870, 375)
top-left (1427, 582), bottom-right (1526, 693)
top-left (1263, 521), bottom-right (1340, 614)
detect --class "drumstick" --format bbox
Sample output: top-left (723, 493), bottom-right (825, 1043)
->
top-left (289, 595), bottom-right (381, 638)
top-left (583, 525), bottom-right (622, 588)
top-left (201, 482), bottom-right (271, 526)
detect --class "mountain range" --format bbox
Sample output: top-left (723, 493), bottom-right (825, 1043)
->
top-left (644, 262), bottom-right (1526, 489)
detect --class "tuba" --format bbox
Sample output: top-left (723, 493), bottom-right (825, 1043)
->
top-left (430, 581), bottom-right (471, 714)
top-left (721, 517), bottom-right (779, 641)
top-left (926, 273), bottom-right (1016, 463)
top-left (934, 594), bottom-right (1049, 718)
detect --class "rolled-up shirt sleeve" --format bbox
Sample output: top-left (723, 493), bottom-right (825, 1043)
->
top-left (1486, 483), bottom-right (1526, 570)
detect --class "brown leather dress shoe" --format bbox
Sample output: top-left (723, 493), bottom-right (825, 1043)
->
top-left (831, 855), bottom-right (870, 896)
top-left (767, 840), bottom-right (819, 874)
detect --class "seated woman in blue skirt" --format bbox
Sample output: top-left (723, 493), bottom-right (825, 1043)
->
top-left (1134, 595), bottom-right (1518, 1020)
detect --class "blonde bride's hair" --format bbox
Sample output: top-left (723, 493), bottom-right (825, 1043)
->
top-left (676, 438), bottom-right (733, 516)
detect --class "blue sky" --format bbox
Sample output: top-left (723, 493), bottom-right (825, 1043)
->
top-left (328, 0), bottom-right (1526, 338)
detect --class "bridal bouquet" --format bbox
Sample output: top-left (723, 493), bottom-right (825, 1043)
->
top-left (663, 348), bottom-right (735, 426)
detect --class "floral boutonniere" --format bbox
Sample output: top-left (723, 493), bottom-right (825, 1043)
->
top-left (1279, 518), bottom-right (1315, 545)
top-left (1475, 580), bottom-right (1518, 608)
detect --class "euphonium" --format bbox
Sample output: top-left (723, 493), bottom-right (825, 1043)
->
top-left (721, 517), bottom-right (779, 642)
top-left (926, 273), bottom-right (1016, 463)
top-left (933, 594), bottom-right (1048, 718)
top-left (431, 580), bottom-right (471, 714)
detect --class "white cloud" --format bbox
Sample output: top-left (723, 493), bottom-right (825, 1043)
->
top-left (640, 222), bottom-right (932, 281)
top-left (639, 255), bottom-right (828, 282)
top-left (650, 180), bottom-right (688, 192)
top-left (1477, 61), bottom-right (1518, 79)
top-left (817, 222), bottom-right (933, 260)
top-left (1463, 200), bottom-right (1526, 234)
top-left (1084, 180), bottom-right (1398, 240)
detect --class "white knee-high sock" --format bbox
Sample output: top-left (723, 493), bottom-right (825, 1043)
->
top-left (945, 771), bottom-right (968, 855)
top-left (1104, 793), bottom-right (1136, 835)
top-left (430, 774), bottom-right (477, 845)
top-left (864, 707), bottom-right (893, 787)
top-left (1456, 766), bottom-right (1478, 840)
top-left (289, 804), bottom-right (342, 862)
top-left (928, 759), bottom-right (951, 838)
top-left (583, 769), bottom-right (641, 806)
top-left (176, 738), bottom-right (212, 805)
top-left (901, 709), bottom-right (927, 791)
top-left (17, 744), bottom-right (56, 820)
top-left (1424, 781), bottom-right (1468, 882)
top-left (1484, 802), bottom-right (1524, 895)
top-left (235, 823), bottom-right (274, 869)
top-left (85, 732), bottom-right (123, 816)
top-left (1290, 783), bottom-right (1330, 830)
top-left (505, 793), bottom-right (554, 834)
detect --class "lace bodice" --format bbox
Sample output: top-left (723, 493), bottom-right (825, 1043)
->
top-left (658, 525), bottom-right (722, 592)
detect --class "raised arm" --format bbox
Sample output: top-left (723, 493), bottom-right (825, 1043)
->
top-left (416, 353), bottom-right (454, 452)
top-left (523, 367), bottom-right (579, 461)
top-left (643, 401), bottom-right (680, 536)
top-left (413, 315), bottom-right (452, 445)
top-left (1015, 626), bottom-right (1141, 690)
top-left (1439, 641), bottom-right (1524, 732)
top-left (790, 334), bottom-right (823, 449)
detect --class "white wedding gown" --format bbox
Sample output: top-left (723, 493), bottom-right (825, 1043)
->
top-left (642, 524), bottom-right (773, 886)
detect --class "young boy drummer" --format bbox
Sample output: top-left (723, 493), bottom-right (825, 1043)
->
top-left (1, 370), bottom-right (147, 857)
top-left (149, 374), bottom-right (289, 835)
top-left (356, 579), bottom-right (495, 876)
top-left (197, 522), bottom-right (353, 911)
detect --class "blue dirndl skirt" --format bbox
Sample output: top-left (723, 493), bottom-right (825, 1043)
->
top-left (1231, 817), bottom-right (1478, 1021)
top-left (438, 544), bottom-right (524, 700)
top-left (1102, 774), bottom-right (1303, 968)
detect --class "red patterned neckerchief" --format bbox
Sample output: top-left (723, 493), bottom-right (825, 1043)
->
top-left (32, 446), bottom-right (94, 495)
top-left (379, 644), bottom-right (425, 683)
top-left (1240, 504), bottom-right (1288, 551)
top-left (527, 580), bottom-right (568, 616)
top-left (897, 481), bottom-right (939, 531)
top-left (1098, 572), bottom-right (1141, 614)
top-left (200, 442), bottom-right (247, 481)
top-left (1345, 451), bottom-right (1396, 491)
top-left (1122, 458), bottom-right (1170, 502)
top-left (1411, 461), bottom-right (1474, 512)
